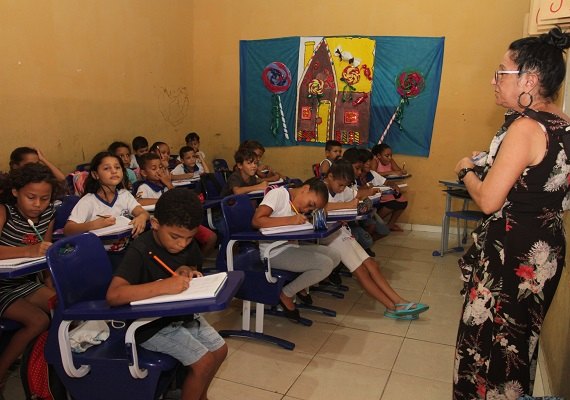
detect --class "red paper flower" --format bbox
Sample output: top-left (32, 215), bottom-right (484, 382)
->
top-left (396, 71), bottom-right (425, 99)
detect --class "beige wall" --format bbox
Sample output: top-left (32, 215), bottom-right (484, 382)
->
top-left (1, 0), bottom-right (530, 227)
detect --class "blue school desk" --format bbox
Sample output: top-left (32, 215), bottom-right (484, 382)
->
top-left (432, 179), bottom-right (485, 257)
top-left (0, 258), bottom-right (48, 278)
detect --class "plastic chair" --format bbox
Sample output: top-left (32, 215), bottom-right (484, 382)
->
top-left (212, 158), bottom-right (230, 172)
top-left (199, 172), bottom-right (227, 200)
top-left (216, 195), bottom-right (315, 350)
top-left (312, 163), bottom-right (321, 178)
top-left (44, 233), bottom-right (179, 400)
top-left (53, 195), bottom-right (80, 232)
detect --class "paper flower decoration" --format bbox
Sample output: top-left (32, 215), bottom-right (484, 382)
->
top-left (378, 70), bottom-right (426, 144)
top-left (261, 62), bottom-right (292, 140)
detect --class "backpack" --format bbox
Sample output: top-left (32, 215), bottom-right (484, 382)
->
top-left (20, 331), bottom-right (67, 400)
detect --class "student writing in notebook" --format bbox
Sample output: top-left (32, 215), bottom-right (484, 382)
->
top-left (106, 188), bottom-right (227, 400)
top-left (322, 160), bottom-right (428, 319)
top-left (0, 164), bottom-right (60, 396)
top-left (371, 143), bottom-right (407, 177)
top-left (252, 178), bottom-right (340, 320)
top-left (170, 146), bottom-right (204, 181)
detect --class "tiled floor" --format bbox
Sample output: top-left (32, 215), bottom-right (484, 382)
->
top-left (4, 230), bottom-right (549, 399)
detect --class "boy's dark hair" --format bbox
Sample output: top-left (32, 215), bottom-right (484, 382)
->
top-left (240, 140), bottom-right (265, 153)
top-left (139, 153), bottom-right (161, 170)
top-left (9, 147), bottom-right (38, 170)
top-left (179, 146), bottom-right (195, 159)
top-left (185, 132), bottom-right (200, 143)
top-left (327, 159), bottom-right (355, 183)
top-left (325, 140), bottom-right (342, 152)
top-left (233, 147), bottom-right (257, 164)
top-left (358, 148), bottom-right (373, 163)
top-left (84, 152), bottom-right (128, 195)
top-left (150, 142), bottom-right (167, 153)
top-left (371, 143), bottom-right (391, 156)
top-left (303, 177), bottom-right (329, 205)
top-left (132, 136), bottom-right (149, 151)
top-left (108, 141), bottom-right (131, 154)
top-left (154, 188), bottom-right (203, 231)
top-left (342, 147), bottom-right (361, 164)
top-left (0, 163), bottom-right (61, 204)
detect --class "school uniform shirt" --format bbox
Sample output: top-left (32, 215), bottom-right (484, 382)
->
top-left (135, 181), bottom-right (168, 200)
top-left (258, 187), bottom-right (298, 259)
top-left (220, 170), bottom-right (259, 197)
top-left (130, 154), bottom-right (139, 170)
top-left (68, 189), bottom-right (140, 252)
top-left (171, 163), bottom-right (200, 177)
top-left (328, 186), bottom-right (355, 203)
top-left (114, 230), bottom-right (203, 342)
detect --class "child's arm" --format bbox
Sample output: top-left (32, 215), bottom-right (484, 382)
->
top-left (197, 154), bottom-right (210, 173)
top-left (106, 275), bottom-right (191, 306)
top-left (379, 159), bottom-right (406, 176)
top-left (319, 160), bottom-right (331, 176)
top-left (257, 165), bottom-right (282, 182)
top-left (129, 206), bottom-right (149, 237)
top-left (356, 186), bottom-right (379, 199)
top-left (35, 148), bottom-right (66, 182)
top-left (135, 197), bottom-right (158, 206)
top-left (0, 207), bottom-right (52, 258)
top-left (325, 197), bottom-right (359, 211)
top-left (252, 204), bottom-right (306, 228)
top-left (232, 181), bottom-right (268, 195)
top-left (63, 217), bottom-right (117, 236)
top-left (157, 168), bottom-right (174, 190)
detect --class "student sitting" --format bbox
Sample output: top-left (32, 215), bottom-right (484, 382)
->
top-left (150, 141), bottom-right (173, 170)
top-left (9, 147), bottom-right (66, 182)
top-left (185, 132), bottom-right (209, 173)
top-left (371, 143), bottom-right (407, 177)
top-left (134, 153), bottom-right (173, 206)
top-left (63, 152), bottom-right (149, 259)
top-left (319, 139), bottom-right (342, 176)
top-left (106, 188), bottom-right (227, 400)
top-left (130, 135), bottom-right (149, 171)
top-left (171, 146), bottom-right (202, 181)
top-left (108, 141), bottom-right (137, 187)
top-left (240, 140), bottom-right (282, 182)
top-left (135, 154), bottom-right (217, 259)
top-left (360, 148), bottom-right (408, 232)
top-left (252, 178), bottom-right (340, 320)
top-left (220, 147), bottom-right (268, 197)
top-left (0, 164), bottom-right (59, 396)
top-left (322, 160), bottom-right (428, 319)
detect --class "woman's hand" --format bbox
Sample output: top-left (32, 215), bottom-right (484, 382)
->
top-left (454, 157), bottom-right (475, 174)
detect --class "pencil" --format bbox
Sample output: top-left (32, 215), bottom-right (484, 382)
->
top-left (149, 252), bottom-right (177, 276)
top-left (289, 201), bottom-right (300, 215)
top-left (27, 219), bottom-right (43, 242)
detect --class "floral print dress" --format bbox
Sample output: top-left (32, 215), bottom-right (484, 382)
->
top-left (453, 109), bottom-right (570, 399)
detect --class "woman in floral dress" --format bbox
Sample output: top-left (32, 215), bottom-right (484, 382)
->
top-left (453, 27), bottom-right (570, 399)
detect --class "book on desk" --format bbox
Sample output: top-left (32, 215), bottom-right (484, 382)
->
top-left (259, 222), bottom-right (314, 235)
top-left (130, 272), bottom-right (228, 305)
top-left (90, 216), bottom-right (133, 237)
top-left (0, 256), bottom-right (46, 268)
top-left (327, 208), bottom-right (358, 217)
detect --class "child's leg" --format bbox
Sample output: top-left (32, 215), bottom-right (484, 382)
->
top-left (387, 209), bottom-right (405, 230)
top-left (361, 259), bottom-right (407, 307)
top-left (0, 287), bottom-right (52, 390)
top-left (352, 265), bottom-right (396, 309)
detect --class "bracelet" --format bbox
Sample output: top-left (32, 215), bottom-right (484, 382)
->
top-left (457, 167), bottom-right (475, 182)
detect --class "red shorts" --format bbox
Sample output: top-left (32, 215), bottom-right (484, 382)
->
top-left (194, 225), bottom-right (216, 245)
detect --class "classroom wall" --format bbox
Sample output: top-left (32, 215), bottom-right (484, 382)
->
top-left (0, 0), bottom-right (195, 172)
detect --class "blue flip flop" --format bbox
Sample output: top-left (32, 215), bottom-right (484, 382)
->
top-left (392, 302), bottom-right (429, 316)
top-left (384, 310), bottom-right (419, 320)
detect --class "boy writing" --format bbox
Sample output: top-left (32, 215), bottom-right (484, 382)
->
top-left (220, 147), bottom-right (268, 197)
top-left (106, 188), bottom-right (227, 400)
top-left (319, 140), bottom-right (342, 176)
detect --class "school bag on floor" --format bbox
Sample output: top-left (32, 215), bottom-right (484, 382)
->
top-left (20, 331), bottom-right (67, 400)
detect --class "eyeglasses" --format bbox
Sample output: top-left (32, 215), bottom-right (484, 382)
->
top-left (494, 70), bottom-right (526, 82)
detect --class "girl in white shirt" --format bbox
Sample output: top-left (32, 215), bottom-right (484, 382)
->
top-left (252, 178), bottom-right (340, 320)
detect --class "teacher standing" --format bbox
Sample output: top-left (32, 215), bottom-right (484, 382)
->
top-left (453, 27), bottom-right (570, 399)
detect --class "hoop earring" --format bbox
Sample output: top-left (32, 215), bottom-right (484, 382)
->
top-left (517, 92), bottom-right (533, 109)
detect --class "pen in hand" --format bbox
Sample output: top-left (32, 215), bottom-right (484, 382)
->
top-left (27, 219), bottom-right (43, 242)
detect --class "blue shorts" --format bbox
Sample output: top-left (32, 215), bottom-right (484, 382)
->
top-left (140, 315), bottom-right (225, 366)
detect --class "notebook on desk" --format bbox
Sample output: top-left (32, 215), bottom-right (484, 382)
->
top-left (0, 256), bottom-right (46, 268)
top-left (130, 272), bottom-right (228, 305)
top-left (172, 178), bottom-right (200, 187)
top-left (90, 216), bottom-right (132, 237)
top-left (327, 208), bottom-right (358, 216)
top-left (259, 222), bottom-right (313, 235)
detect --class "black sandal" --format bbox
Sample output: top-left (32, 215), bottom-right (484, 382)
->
top-left (279, 300), bottom-right (301, 320)
top-left (296, 291), bottom-right (313, 305)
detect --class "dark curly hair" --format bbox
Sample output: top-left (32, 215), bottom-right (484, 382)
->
top-left (153, 188), bottom-right (203, 231)
top-left (509, 27), bottom-right (570, 100)
top-left (83, 152), bottom-right (128, 195)
top-left (0, 163), bottom-right (61, 204)
top-left (9, 147), bottom-right (38, 170)
top-left (303, 177), bottom-right (329, 205)
top-left (328, 159), bottom-right (355, 182)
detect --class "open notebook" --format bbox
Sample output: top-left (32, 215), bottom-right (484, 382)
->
top-left (172, 177), bottom-right (200, 187)
top-left (90, 216), bottom-right (132, 237)
top-left (0, 256), bottom-right (46, 268)
top-left (260, 222), bottom-right (313, 235)
top-left (130, 272), bottom-right (228, 305)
